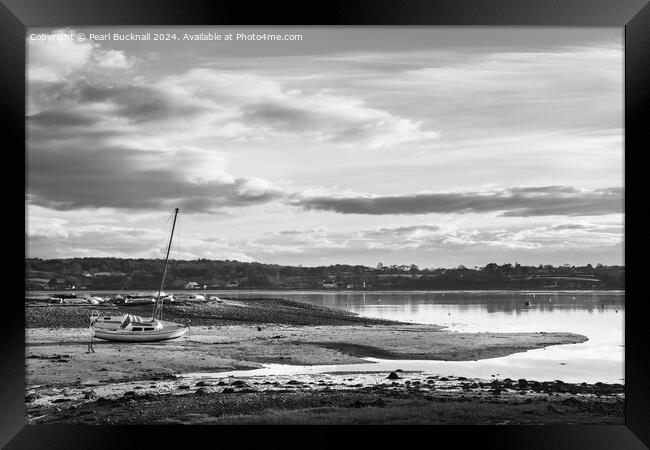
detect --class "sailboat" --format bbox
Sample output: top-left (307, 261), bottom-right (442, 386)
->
top-left (90, 208), bottom-right (189, 342)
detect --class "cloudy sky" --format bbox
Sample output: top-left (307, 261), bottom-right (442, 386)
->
top-left (26, 27), bottom-right (624, 267)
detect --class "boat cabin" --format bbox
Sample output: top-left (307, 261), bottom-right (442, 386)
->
top-left (91, 311), bottom-right (162, 332)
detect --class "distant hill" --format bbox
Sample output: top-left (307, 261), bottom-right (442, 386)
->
top-left (24, 258), bottom-right (625, 291)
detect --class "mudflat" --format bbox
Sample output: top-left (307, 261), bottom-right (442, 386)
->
top-left (25, 297), bottom-right (620, 425)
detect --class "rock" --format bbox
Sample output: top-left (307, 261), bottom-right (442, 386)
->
top-left (195, 387), bottom-right (210, 395)
top-left (231, 380), bottom-right (246, 386)
top-left (517, 379), bottom-right (529, 388)
top-left (178, 384), bottom-right (191, 390)
top-left (123, 391), bottom-right (136, 397)
top-left (439, 377), bottom-right (450, 381)
top-left (83, 390), bottom-right (98, 399)
top-left (25, 393), bottom-right (40, 402)
top-left (196, 381), bottom-right (211, 387)
top-left (257, 326), bottom-right (262, 331)
top-left (222, 387), bottom-right (235, 394)
top-left (387, 372), bottom-right (400, 380)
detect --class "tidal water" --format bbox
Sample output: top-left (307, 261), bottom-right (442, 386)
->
top-left (203, 290), bottom-right (625, 383)
top-left (30, 289), bottom-right (625, 383)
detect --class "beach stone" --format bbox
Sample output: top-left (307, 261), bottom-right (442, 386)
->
top-left (195, 387), bottom-right (210, 395)
top-left (387, 372), bottom-right (400, 380)
top-left (518, 379), bottom-right (529, 388)
top-left (83, 390), bottom-right (98, 399)
top-left (439, 377), bottom-right (450, 381)
top-left (222, 387), bottom-right (235, 394)
top-left (178, 384), bottom-right (191, 390)
top-left (231, 380), bottom-right (246, 386)
top-left (25, 393), bottom-right (40, 402)
top-left (196, 381), bottom-right (212, 387)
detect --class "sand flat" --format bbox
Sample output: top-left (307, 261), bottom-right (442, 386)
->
top-left (26, 324), bottom-right (586, 387)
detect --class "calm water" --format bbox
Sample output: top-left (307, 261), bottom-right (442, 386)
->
top-left (203, 290), bottom-right (626, 383)
top-left (30, 289), bottom-right (625, 383)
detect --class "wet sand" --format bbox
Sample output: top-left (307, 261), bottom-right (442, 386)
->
top-left (24, 298), bottom-right (621, 424)
top-left (25, 324), bottom-right (587, 387)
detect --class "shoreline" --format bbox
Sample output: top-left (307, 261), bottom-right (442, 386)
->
top-left (26, 324), bottom-right (588, 388)
top-left (24, 297), bottom-right (620, 424)
top-left (26, 370), bottom-right (624, 425)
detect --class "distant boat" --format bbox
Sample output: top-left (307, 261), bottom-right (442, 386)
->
top-left (175, 293), bottom-right (207, 303)
top-left (90, 209), bottom-right (189, 342)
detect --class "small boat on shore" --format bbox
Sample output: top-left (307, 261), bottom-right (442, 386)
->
top-left (175, 293), bottom-right (206, 303)
top-left (90, 208), bottom-right (188, 342)
top-left (90, 311), bottom-right (189, 342)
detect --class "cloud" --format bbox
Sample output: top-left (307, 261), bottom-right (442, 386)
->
top-left (294, 186), bottom-right (623, 217)
top-left (28, 29), bottom-right (133, 82)
top-left (27, 143), bottom-right (284, 212)
top-left (27, 29), bottom-right (135, 115)
top-left (240, 219), bottom-right (623, 264)
top-left (26, 221), bottom-right (257, 261)
top-left (158, 68), bottom-right (439, 148)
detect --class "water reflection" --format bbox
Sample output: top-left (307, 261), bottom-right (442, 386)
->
top-left (207, 290), bottom-right (624, 383)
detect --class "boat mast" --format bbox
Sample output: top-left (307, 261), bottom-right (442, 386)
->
top-left (153, 208), bottom-right (179, 320)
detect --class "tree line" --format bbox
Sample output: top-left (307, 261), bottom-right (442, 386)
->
top-left (25, 258), bottom-right (625, 291)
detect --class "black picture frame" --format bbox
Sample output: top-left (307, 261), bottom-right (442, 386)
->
top-left (2, 0), bottom-right (648, 448)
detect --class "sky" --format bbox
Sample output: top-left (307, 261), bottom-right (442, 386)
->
top-left (26, 27), bottom-right (624, 267)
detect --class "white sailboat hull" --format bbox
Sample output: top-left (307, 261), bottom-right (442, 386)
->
top-left (93, 321), bottom-right (188, 342)
top-left (89, 209), bottom-right (189, 344)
